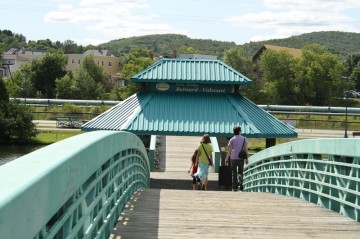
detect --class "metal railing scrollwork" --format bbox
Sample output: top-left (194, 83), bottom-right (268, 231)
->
top-left (244, 138), bottom-right (360, 222)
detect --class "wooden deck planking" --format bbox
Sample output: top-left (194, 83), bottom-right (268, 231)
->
top-left (112, 189), bottom-right (360, 239)
top-left (111, 135), bottom-right (360, 238)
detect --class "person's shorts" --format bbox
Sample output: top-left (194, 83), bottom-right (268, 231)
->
top-left (191, 174), bottom-right (201, 184)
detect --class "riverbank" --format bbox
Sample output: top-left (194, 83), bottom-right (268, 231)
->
top-left (33, 120), bottom-right (82, 144)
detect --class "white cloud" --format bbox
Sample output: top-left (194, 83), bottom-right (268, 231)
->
top-left (225, 0), bottom-right (360, 42)
top-left (43, 0), bottom-right (185, 42)
top-left (74, 38), bottom-right (109, 46)
top-left (263, 0), bottom-right (360, 11)
top-left (225, 11), bottom-right (352, 28)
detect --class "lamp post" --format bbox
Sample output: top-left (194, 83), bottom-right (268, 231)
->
top-left (340, 76), bottom-right (354, 138)
top-left (343, 91), bottom-right (349, 138)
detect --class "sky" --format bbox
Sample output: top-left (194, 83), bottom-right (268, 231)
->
top-left (1, 0), bottom-right (360, 46)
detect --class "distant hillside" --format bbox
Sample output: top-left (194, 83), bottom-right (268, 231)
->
top-left (242, 31), bottom-right (360, 59)
top-left (99, 34), bottom-right (237, 58)
top-left (100, 31), bottom-right (360, 60)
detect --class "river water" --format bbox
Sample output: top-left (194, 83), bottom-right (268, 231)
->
top-left (0, 145), bottom-right (44, 166)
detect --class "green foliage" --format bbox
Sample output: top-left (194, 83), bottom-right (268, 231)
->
top-left (296, 48), bottom-right (346, 105)
top-left (81, 55), bottom-right (108, 86)
top-left (222, 47), bottom-right (262, 102)
top-left (55, 56), bottom-right (107, 100)
top-left (350, 63), bottom-right (360, 91)
top-left (55, 73), bottom-right (75, 99)
top-left (0, 101), bottom-right (37, 144)
top-left (177, 46), bottom-right (203, 54)
top-left (120, 48), bottom-right (154, 99)
top-left (259, 45), bottom-right (346, 106)
top-left (89, 105), bottom-right (111, 114)
top-left (30, 51), bottom-right (68, 98)
top-left (72, 69), bottom-right (105, 100)
top-left (242, 31), bottom-right (360, 60)
top-left (109, 86), bottom-right (125, 100)
top-left (61, 103), bottom-right (83, 114)
top-left (5, 68), bottom-right (36, 98)
top-left (222, 47), bottom-right (252, 73)
top-left (100, 34), bottom-right (237, 58)
top-left (0, 29), bottom-right (26, 49)
top-left (259, 49), bottom-right (299, 104)
top-left (0, 79), bottom-right (9, 102)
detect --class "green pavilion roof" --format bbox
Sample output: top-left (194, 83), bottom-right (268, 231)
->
top-left (81, 92), bottom-right (297, 138)
top-left (131, 58), bottom-right (252, 85)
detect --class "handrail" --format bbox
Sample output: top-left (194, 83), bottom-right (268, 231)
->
top-left (258, 104), bottom-right (360, 114)
top-left (10, 98), bottom-right (121, 106)
top-left (244, 138), bottom-right (360, 222)
top-left (0, 131), bottom-right (150, 239)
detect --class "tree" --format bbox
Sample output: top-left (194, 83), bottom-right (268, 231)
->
top-left (5, 65), bottom-right (36, 98)
top-left (346, 53), bottom-right (360, 91)
top-left (295, 48), bottom-right (346, 105)
top-left (177, 46), bottom-right (203, 54)
top-left (222, 47), bottom-right (261, 101)
top-left (350, 62), bottom-right (360, 91)
top-left (81, 55), bottom-right (108, 86)
top-left (223, 47), bottom-right (252, 73)
top-left (259, 49), bottom-right (299, 104)
top-left (63, 40), bottom-right (79, 54)
top-left (0, 78), bottom-right (9, 102)
top-left (30, 51), bottom-right (68, 98)
top-left (72, 69), bottom-right (105, 100)
top-left (55, 55), bottom-right (108, 100)
top-left (55, 73), bottom-right (75, 99)
top-left (120, 48), bottom-right (154, 99)
top-left (0, 79), bottom-right (37, 144)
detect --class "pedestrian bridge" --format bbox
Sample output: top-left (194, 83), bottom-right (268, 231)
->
top-left (0, 131), bottom-right (359, 238)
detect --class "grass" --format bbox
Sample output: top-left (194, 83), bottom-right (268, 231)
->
top-left (35, 130), bottom-right (84, 144)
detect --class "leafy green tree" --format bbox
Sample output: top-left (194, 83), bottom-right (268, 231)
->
top-left (222, 47), bottom-right (263, 101)
top-left (350, 62), bottom-right (360, 91)
top-left (55, 73), bottom-right (76, 99)
top-left (30, 51), bottom-right (68, 98)
top-left (109, 86), bottom-right (126, 100)
top-left (55, 55), bottom-right (108, 100)
top-left (81, 55), bottom-right (108, 86)
top-left (0, 80), bottom-right (37, 144)
top-left (177, 46), bottom-right (203, 54)
top-left (259, 49), bottom-right (299, 104)
top-left (63, 40), bottom-right (79, 54)
top-left (4, 65), bottom-right (36, 98)
top-left (0, 78), bottom-right (9, 102)
top-left (72, 68), bottom-right (105, 100)
top-left (345, 53), bottom-right (360, 74)
top-left (120, 48), bottom-right (154, 99)
top-left (223, 47), bottom-right (252, 73)
top-left (295, 48), bottom-right (346, 105)
top-left (0, 102), bottom-right (37, 143)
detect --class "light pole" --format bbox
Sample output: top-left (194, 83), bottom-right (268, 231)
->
top-left (340, 76), bottom-right (354, 138)
top-left (344, 91), bottom-right (349, 138)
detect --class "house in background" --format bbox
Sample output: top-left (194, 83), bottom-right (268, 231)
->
top-left (252, 44), bottom-right (302, 87)
top-left (66, 49), bottom-right (124, 88)
top-left (1, 48), bottom-right (46, 77)
top-left (1, 49), bottom-right (124, 89)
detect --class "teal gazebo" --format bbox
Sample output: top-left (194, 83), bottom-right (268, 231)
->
top-left (82, 58), bottom-right (296, 139)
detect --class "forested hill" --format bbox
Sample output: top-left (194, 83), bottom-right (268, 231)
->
top-left (100, 31), bottom-right (360, 59)
top-left (242, 31), bottom-right (360, 59)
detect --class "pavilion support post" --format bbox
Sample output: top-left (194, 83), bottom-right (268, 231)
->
top-left (266, 138), bottom-right (276, 148)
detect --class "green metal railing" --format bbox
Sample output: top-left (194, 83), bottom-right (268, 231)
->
top-left (244, 138), bottom-right (360, 222)
top-left (0, 131), bottom-right (150, 239)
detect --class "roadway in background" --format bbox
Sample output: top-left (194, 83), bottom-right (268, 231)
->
top-left (34, 120), bottom-right (354, 138)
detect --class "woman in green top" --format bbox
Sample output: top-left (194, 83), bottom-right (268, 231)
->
top-left (195, 134), bottom-right (213, 190)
